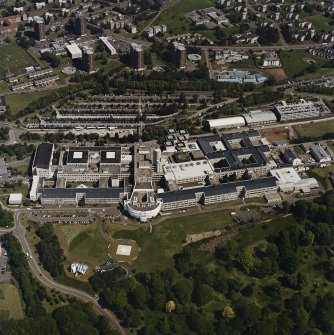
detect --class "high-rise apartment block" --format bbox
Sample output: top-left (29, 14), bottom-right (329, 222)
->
top-left (130, 43), bottom-right (144, 71)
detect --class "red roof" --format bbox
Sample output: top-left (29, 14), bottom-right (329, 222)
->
top-left (0, 12), bottom-right (24, 22)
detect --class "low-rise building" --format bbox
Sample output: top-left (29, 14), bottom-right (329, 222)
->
top-left (310, 145), bottom-right (331, 165)
top-left (270, 167), bottom-right (318, 193)
top-left (274, 99), bottom-right (320, 121)
top-left (8, 193), bottom-right (23, 205)
top-left (261, 52), bottom-right (281, 67)
top-left (283, 149), bottom-right (303, 166)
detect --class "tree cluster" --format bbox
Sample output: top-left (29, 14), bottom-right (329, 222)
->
top-left (0, 143), bottom-right (35, 160)
top-left (36, 223), bottom-right (65, 277)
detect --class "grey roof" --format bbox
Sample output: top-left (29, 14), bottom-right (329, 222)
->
top-left (67, 146), bottom-right (111, 152)
top-left (208, 147), bottom-right (269, 171)
top-left (283, 149), bottom-right (298, 163)
top-left (100, 148), bottom-right (121, 164)
top-left (242, 110), bottom-right (277, 125)
top-left (158, 177), bottom-right (278, 204)
top-left (34, 142), bottom-right (53, 169)
top-left (310, 145), bottom-right (330, 162)
top-left (67, 150), bottom-right (89, 164)
top-left (158, 188), bottom-right (205, 203)
top-left (197, 135), bottom-right (223, 155)
top-left (243, 177), bottom-right (278, 191)
top-left (39, 187), bottom-right (122, 199)
top-left (0, 96), bottom-right (6, 107)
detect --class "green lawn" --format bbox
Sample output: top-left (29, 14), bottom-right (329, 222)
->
top-left (54, 221), bottom-right (110, 267)
top-left (0, 43), bottom-right (37, 79)
top-left (0, 284), bottom-right (24, 320)
top-left (113, 209), bottom-right (233, 272)
top-left (307, 166), bottom-right (334, 191)
top-left (279, 50), bottom-right (329, 79)
top-left (294, 119), bottom-right (334, 138)
top-left (6, 90), bottom-right (55, 115)
top-left (308, 15), bottom-right (332, 30)
top-left (151, 0), bottom-right (215, 35)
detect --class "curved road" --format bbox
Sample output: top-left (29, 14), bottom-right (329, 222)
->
top-left (0, 206), bottom-right (125, 335)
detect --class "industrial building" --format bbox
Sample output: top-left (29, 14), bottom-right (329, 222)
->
top-left (242, 110), bottom-right (277, 126)
top-left (274, 99), bottom-right (320, 121)
top-left (208, 116), bottom-right (246, 130)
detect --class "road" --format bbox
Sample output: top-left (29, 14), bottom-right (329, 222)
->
top-left (199, 42), bottom-right (325, 52)
top-left (0, 205), bottom-right (125, 335)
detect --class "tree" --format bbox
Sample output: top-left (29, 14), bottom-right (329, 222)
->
top-left (165, 300), bottom-right (176, 313)
top-left (155, 315), bottom-right (170, 334)
top-left (223, 305), bottom-right (236, 319)
top-left (174, 247), bottom-right (192, 272)
top-left (193, 284), bottom-right (214, 306)
top-left (172, 279), bottom-right (193, 304)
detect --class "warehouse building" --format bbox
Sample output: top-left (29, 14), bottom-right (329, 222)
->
top-left (274, 99), bottom-right (320, 121)
top-left (207, 116), bottom-right (246, 130)
top-left (242, 110), bottom-right (277, 126)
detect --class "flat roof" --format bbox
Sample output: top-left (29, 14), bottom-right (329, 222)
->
top-left (34, 143), bottom-right (53, 169)
top-left (39, 187), bottom-right (122, 199)
top-left (0, 96), bottom-right (6, 107)
top-left (100, 149), bottom-right (121, 164)
top-left (270, 167), bottom-right (301, 184)
top-left (163, 158), bottom-right (214, 181)
top-left (67, 150), bottom-right (88, 164)
top-left (66, 43), bottom-right (82, 56)
top-left (242, 110), bottom-right (277, 124)
top-left (208, 116), bottom-right (245, 129)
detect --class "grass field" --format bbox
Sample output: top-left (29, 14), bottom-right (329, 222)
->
top-left (112, 209), bottom-right (233, 272)
top-left (294, 120), bottom-right (334, 138)
top-left (308, 15), bottom-right (332, 30)
top-left (279, 50), bottom-right (329, 79)
top-left (149, 0), bottom-right (214, 35)
top-left (0, 284), bottom-right (24, 320)
top-left (5, 90), bottom-right (55, 115)
top-left (0, 43), bottom-right (37, 79)
top-left (307, 166), bottom-right (334, 191)
top-left (54, 221), bottom-right (110, 267)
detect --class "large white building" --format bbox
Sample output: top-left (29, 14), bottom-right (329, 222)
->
top-left (66, 43), bottom-right (82, 59)
top-left (208, 116), bottom-right (246, 130)
top-left (270, 167), bottom-right (318, 193)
